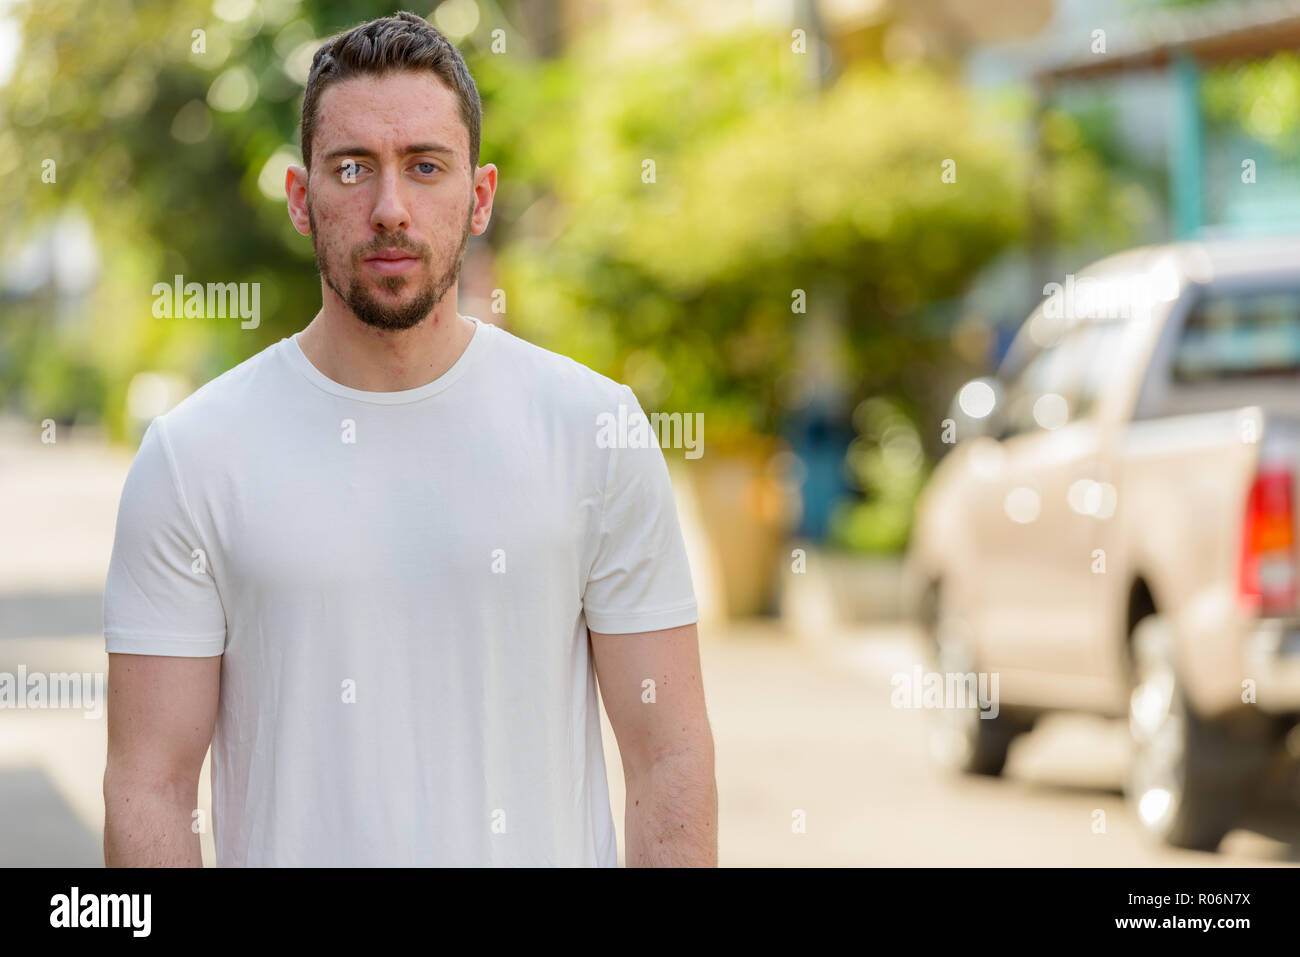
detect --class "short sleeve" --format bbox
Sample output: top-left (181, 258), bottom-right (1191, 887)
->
top-left (103, 417), bottom-right (227, 656)
top-left (582, 386), bottom-right (699, 634)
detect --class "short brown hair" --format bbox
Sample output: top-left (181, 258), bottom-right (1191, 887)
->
top-left (300, 11), bottom-right (481, 176)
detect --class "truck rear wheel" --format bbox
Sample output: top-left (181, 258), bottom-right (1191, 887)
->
top-left (1126, 615), bottom-right (1270, 851)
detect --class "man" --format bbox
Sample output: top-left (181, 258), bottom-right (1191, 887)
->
top-left (102, 12), bottom-right (716, 867)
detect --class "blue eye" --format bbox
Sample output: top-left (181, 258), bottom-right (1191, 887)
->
top-left (415, 162), bottom-right (439, 175)
top-left (336, 161), bottom-right (361, 180)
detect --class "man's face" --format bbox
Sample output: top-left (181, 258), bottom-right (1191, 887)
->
top-left (304, 71), bottom-right (477, 331)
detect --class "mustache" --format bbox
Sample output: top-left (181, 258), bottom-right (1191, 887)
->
top-left (355, 235), bottom-right (431, 259)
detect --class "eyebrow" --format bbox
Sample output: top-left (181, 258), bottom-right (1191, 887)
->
top-left (321, 144), bottom-right (457, 162)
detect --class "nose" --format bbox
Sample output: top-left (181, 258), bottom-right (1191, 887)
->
top-left (369, 167), bottom-right (410, 233)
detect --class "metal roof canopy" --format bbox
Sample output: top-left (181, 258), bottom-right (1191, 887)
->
top-left (1035, 1), bottom-right (1300, 85)
top-left (1029, 0), bottom-right (1300, 240)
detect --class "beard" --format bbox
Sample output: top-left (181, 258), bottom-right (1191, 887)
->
top-left (308, 200), bottom-right (474, 331)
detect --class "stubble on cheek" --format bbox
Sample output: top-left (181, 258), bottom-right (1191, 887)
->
top-left (306, 196), bottom-right (359, 303)
top-left (306, 197), bottom-right (333, 283)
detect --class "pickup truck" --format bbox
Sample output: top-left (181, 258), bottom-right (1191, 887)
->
top-left (904, 235), bottom-right (1300, 850)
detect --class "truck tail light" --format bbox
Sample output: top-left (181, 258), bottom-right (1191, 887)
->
top-left (1240, 467), bottom-right (1298, 616)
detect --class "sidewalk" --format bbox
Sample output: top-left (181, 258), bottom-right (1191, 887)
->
top-left (0, 421), bottom-right (202, 864)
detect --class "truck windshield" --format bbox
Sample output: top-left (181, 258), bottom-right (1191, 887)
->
top-left (1174, 289), bottom-right (1300, 381)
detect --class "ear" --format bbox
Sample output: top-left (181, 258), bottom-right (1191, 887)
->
top-left (470, 163), bottom-right (498, 236)
top-left (286, 164), bottom-right (311, 236)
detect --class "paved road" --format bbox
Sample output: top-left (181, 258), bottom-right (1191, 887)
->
top-left (3, 420), bottom-right (1299, 866)
top-left (642, 622), bottom-right (1300, 866)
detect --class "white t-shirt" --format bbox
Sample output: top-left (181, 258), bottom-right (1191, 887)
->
top-left (103, 315), bottom-right (698, 866)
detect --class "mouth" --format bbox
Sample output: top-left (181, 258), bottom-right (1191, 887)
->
top-left (362, 249), bottom-right (421, 276)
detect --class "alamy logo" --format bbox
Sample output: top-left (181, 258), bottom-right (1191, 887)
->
top-left (50, 887), bottom-right (151, 937)
top-left (596, 403), bottom-right (703, 459)
top-left (891, 665), bottom-right (1000, 718)
top-left (152, 274), bottom-right (260, 328)
top-left (0, 667), bottom-right (104, 719)
top-left (1041, 268), bottom-right (1178, 322)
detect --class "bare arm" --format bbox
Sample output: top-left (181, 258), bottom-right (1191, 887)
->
top-left (589, 622), bottom-right (716, 867)
top-left (103, 653), bottom-right (222, 867)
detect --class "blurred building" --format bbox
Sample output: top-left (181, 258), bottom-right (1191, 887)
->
top-left (1031, 0), bottom-right (1300, 238)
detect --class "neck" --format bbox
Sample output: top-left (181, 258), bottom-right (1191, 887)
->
top-left (296, 295), bottom-right (476, 392)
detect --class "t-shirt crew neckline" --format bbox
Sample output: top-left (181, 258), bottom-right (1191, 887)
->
top-left (284, 315), bottom-right (490, 405)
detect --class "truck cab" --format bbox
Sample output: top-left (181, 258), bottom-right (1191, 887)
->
top-left (905, 235), bottom-right (1300, 850)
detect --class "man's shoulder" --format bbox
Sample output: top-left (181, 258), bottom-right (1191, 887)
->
top-left (152, 337), bottom-right (286, 445)
top-left (486, 321), bottom-right (632, 413)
